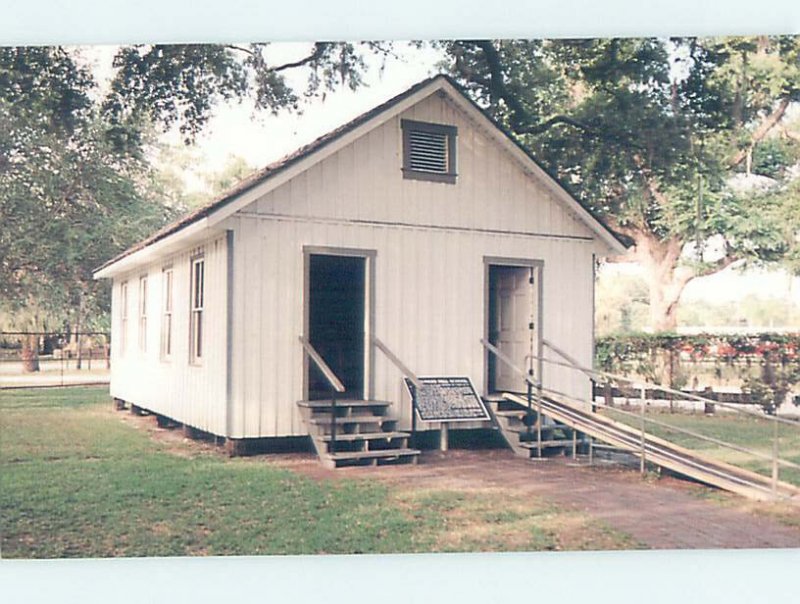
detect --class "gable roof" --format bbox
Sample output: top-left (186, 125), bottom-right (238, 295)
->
top-left (95, 74), bottom-right (627, 278)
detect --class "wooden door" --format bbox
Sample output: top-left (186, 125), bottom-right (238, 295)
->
top-left (489, 265), bottom-right (537, 393)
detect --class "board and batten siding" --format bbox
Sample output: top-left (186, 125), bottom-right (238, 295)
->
top-left (223, 91), bottom-right (602, 439)
top-left (109, 233), bottom-right (229, 435)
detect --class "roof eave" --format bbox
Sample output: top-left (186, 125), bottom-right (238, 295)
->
top-left (93, 217), bottom-right (211, 280)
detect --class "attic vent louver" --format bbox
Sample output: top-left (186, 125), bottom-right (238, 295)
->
top-left (408, 129), bottom-right (448, 173)
top-left (401, 119), bottom-right (457, 184)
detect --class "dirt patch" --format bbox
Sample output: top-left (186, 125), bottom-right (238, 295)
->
top-left (274, 449), bottom-right (800, 549)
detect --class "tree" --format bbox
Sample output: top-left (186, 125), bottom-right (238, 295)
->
top-left (101, 42), bottom-right (390, 147)
top-left (1, 43), bottom-right (385, 368)
top-left (0, 47), bottom-right (176, 368)
top-left (440, 37), bottom-right (800, 331)
top-left (149, 147), bottom-right (257, 209)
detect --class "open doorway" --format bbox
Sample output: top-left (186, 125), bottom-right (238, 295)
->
top-left (305, 253), bottom-right (369, 400)
top-left (486, 260), bottom-right (542, 394)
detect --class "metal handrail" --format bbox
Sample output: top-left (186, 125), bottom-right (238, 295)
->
top-left (506, 389), bottom-right (798, 499)
top-left (481, 338), bottom-right (544, 457)
top-left (541, 338), bottom-right (800, 493)
top-left (299, 336), bottom-right (345, 454)
top-left (373, 336), bottom-right (420, 447)
top-left (543, 338), bottom-right (800, 429)
top-left (540, 381), bottom-right (800, 472)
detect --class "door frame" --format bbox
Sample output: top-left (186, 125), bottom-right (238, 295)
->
top-left (483, 256), bottom-right (544, 396)
top-left (302, 245), bottom-right (376, 401)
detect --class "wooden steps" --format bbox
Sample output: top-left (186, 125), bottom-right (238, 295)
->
top-left (298, 399), bottom-right (391, 409)
top-left (487, 397), bottom-right (578, 459)
top-left (329, 448), bottom-right (420, 463)
top-left (309, 415), bottom-right (398, 426)
top-left (320, 431), bottom-right (408, 442)
top-left (298, 398), bottom-right (420, 469)
top-left (519, 440), bottom-right (570, 450)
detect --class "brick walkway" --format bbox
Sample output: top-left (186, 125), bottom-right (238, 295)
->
top-left (283, 449), bottom-right (800, 549)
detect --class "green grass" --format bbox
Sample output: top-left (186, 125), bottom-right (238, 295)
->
top-left (0, 387), bottom-right (634, 558)
top-left (602, 406), bottom-right (800, 486)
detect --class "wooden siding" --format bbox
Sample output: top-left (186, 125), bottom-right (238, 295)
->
top-left (248, 94), bottom-right (598, 245)
top-left (224, 216), bottom-right (595, 438)
top-left (109, 233), bottom-right (229, 435)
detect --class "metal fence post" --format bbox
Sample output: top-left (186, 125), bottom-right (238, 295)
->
top-left (772, 417), bottom-right (779, 495)
top-left (526, 376), bottom-right (533, 441)
top-left (536, 380), bottom-right (543, 459)
top-left (330, 390), bottom-right (337, 455)
top-left (640, 385), bottom-right (646, 476)
top-left (411, 387), bottom-right (418, 450)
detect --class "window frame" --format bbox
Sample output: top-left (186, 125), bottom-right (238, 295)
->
top-left (138, 275), bottom-right (148, 352)
top-left (400, 118), bottom-right (458, 184)
top-left (120, 281), bottom-right (129, 356)
top-left (189, 255), bottom-right (205, 366)
top-left (161, 266), bottom-right (174, 361)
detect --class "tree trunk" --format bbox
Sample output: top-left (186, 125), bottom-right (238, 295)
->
top-left (647, 275), bottom-right (683, 332)
top-left (21, 334), bottom-right (40, 373)
top-left (627, 230), bottom-right (694, 333)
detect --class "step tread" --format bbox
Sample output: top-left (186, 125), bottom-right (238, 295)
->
top-left (298, 399), bottom-right (391, 408)
top-left (518, 440), bottom-right (571, 449)
top-left (319, 431), bottom-right (409, 442)
top-left (495, 410), bottom-right (529, 417)
top-left (309, 415), bottom-right (398, 425)
top-left (508, 423), bottom-right (568, 431)
top-left (328, 448), bottom-right (420, 461)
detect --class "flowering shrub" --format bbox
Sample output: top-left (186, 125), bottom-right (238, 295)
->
top-left (595, 333), bottom-right (800, 412)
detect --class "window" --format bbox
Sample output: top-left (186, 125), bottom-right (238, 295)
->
top-left (190, 257), bottom-right (204, 364)
top-left (139, 276), bottom-right (148, 352)
top-left (120, 281), bottom-right (128, 355)
top-left (161, 268), bottom-right (174, 359)
top-left (401, 119), bottom-right (457, 184)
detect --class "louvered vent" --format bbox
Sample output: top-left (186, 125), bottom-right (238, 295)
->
top-left (401, 119), bottom-right (457, 184)
top-left (408, 129), bottom-right (448, 174)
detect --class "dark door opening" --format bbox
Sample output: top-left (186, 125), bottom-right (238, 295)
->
top-left (488, 264), bottom-right (537, 394)
top-left (307, 254), bottom-right (366, 400)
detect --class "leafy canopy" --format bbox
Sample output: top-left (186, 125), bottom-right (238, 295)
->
top-left (1, 42), bottom-right (384, 329)
top-left (441, 37), bottom-right (800, 269)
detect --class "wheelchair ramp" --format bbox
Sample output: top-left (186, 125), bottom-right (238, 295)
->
top-left (503, 392), bottom-right (800, 502)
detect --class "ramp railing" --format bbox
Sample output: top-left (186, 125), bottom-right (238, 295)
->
top-left (537, 339), bottom-right (800, 497)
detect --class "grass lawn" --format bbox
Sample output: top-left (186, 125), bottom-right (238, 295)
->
top-left (601, 406), bottom-right (800, 486)
top-left (0, 387), bottom-right (636, 558)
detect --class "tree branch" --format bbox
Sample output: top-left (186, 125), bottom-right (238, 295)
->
top-left (694, 254), bottom-right (742, 278)
top-left (225, 43), bottom-right (331, 73)
top-left (730, 97), bottom-right (791, 167)
top-left (270, 43), bottom-right (330, 72)
top-left (459, 40), bottom-right (642, 150)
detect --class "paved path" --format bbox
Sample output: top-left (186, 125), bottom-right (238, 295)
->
top-left (283, 449), bottom-right (800, 549)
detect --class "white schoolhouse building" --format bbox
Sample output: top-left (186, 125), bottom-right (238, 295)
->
top-left (94, 75), bottom-right (625, 467)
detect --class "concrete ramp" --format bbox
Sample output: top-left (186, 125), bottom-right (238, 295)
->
top-left (504, 392), bottom-right (800, 502)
